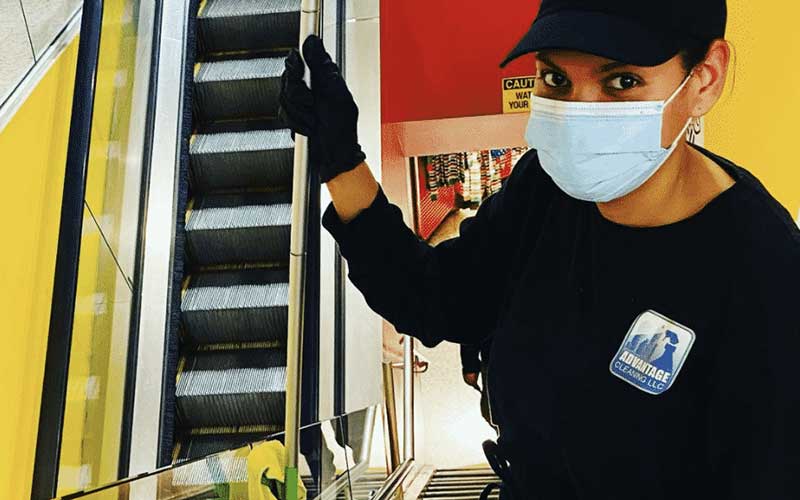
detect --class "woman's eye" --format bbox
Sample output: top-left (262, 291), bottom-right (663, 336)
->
top-left (608, 75), bottom-right (641, 90)
top-left (541, 71), bottom-right (569, 88)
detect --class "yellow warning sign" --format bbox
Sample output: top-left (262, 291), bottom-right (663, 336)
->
top-left (502, 76), bottom-right (536, 114)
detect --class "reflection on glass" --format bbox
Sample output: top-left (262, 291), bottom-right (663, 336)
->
top-left (57, 208), bottom-right (133, 496)
top-left (338, 407), bottom-right (388, 500)
top-left (57, 411), bottom-right (383, 500)
top-left (57, 0), bottom-right (153, 495)
top-left (83, 0), bottom-right (150, 281)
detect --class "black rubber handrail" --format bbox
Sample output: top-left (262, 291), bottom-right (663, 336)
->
top-left (31, 2), bottom-right (105, 499)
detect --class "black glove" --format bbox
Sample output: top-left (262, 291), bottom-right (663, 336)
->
top-left (278, 35), bottom-right (367, 183)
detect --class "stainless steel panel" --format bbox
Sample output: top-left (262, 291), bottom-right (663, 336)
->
top-left (318, 0), bottom-right (341, 422)
top-left (0, 0), bottom-right (35, 106)
top-left (21, 0), bottom-right (81, 57)
top-left (344, 13), bottom-right (383, 414)
top-left (129, 0), bottom-right (189, 476)
top-left (346, 0), bottom-right (378, 21)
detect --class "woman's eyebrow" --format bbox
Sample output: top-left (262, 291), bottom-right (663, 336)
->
top-left (536, 53), bottom-right (566, 74)
top-left (599, 61), bottom-right (631, 73)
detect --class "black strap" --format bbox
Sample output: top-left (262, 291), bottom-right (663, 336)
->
top-left (482, 439), bottom-right (517, 499)
top-left (479, 482), bottom-right (502, 500)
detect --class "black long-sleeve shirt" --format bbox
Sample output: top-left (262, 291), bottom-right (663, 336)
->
top-left (322, 145), bottom-right (800, 499)
top-left (460, 340), bottom-right (492, 374)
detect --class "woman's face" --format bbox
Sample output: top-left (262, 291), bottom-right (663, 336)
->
top-left (533, 49), bottom-right (697, 148)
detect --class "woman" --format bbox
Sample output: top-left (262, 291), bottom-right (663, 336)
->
top-left (279, 0), bottom-right (799, 498)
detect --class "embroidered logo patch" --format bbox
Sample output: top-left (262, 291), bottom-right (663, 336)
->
top-left (609, 310), bottom-right (695, 395)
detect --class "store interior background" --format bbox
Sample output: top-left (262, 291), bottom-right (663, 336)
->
top-left (376, 0), bottom-right (800, 468)
top-left (2, 0), bottom-right (800, 496)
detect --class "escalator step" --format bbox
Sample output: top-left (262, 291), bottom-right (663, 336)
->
top-left (176, 429), bottom-right (282, 462)
top-left (172, 455), bottom-right (315, 499)
top-left (198, 0), bottom-right (300, 54)
top-left (182, 268), bottom-right (289, 344)
top-left (420, 468), bottom-right (500, 499)
top-left (194, 57), bottom-right (283, 123)
top-left (177, 347), bottom-right (287, 428)
top-left (186, 192), bottom-right (291, 266)
top-left (190, 129), bottom-right (294, 191)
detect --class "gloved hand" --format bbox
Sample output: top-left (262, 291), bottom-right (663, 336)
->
top-left (278, 35), bottom-right (367, 183)
top-left (463, 372), bottom-right (481, 392)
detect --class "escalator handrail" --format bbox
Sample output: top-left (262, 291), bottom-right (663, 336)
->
top-left (31, 2), bottom-right (105, 499)
top-left (372, 459), bottom-right (416, 500)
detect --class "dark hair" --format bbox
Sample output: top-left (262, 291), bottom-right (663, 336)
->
top-left (679, 38), bottom-right (716, 73)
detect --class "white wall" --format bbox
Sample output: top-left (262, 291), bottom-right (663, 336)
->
top-left (0, 0), bottom-right (81, 108)
top-left (318, 0), bottom-right (384, 420)
top-left (414, 341), bottom-right (496, 468)
top-left (22, 0), bottom-right (82, 57)
top-left (342, 0), bottom-right (383, 416)
top-left (0, 1), bottom-right (35, 106)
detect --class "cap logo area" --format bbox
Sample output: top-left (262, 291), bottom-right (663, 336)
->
top-left (609, 310), bottom-right (695, 395)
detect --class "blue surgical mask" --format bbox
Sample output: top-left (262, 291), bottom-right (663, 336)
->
top-left (525, 75), bottom-right (693, 202)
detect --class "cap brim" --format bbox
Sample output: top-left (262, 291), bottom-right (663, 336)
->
top-left (500, 10), bottom-right (688, 68)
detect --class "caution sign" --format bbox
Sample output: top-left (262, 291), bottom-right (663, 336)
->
top-left (502, 76), bottom-right (535, 114)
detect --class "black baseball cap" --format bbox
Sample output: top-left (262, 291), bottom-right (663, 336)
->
top-left (500, 0), bottom-right (727, 68)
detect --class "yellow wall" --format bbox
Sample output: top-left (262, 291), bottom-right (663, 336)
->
top-left (0, 37), bottom-right (79, 499)
top-left (705, 1), bottom-right (800, 218)
top-left (0, 0), bottom-right (144, 496)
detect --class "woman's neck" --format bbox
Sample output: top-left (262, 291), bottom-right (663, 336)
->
top-left (596, 143), bottom-right (735, 227)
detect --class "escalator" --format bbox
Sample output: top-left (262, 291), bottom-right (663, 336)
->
top-left (418, 467), bottom-right (500, 500)
top-left (170, 0), bottom-right (304, 463)
top-left (30, 1), bottom-right (417, 499)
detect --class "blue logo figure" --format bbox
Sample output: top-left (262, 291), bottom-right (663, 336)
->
top-left (625, 334), bottom-right (646, 353)
top-left (650, 330), bottom-right (679, 372)
top-left (629, 332), bottom-right (664, 360)
top-left (609, 311), bottom-right (696, 396)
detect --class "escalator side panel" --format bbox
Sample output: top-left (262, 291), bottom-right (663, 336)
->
top-left (158, 0), bottom-right (200, 467)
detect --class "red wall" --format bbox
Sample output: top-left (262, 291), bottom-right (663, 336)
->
top-left (380, 0), bottom-right (542, 123)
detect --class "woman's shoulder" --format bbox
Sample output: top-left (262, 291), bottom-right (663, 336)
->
top-left (731, 172), bottom-right (798, 255)
top-left (703, 148), bottom-right (800, 286)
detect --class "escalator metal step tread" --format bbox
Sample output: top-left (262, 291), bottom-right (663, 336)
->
top-left (195, 57), bottom-right (284, 83)
top-left (426, 480), bottom-right (498, 487)
top-left (194, 58), bottom-right (283, 123)
top-left (182, 268), bottom-right (289, 344)
top-left (186, 192), bottom-right (291, 266)
top-left (172, 458), bottom-right (315, 498)
top-left (420, 468), bottom-right (500, 499)
top-left (198, 0), bottom-right (300, 54)
top-left (339, 471), bottom-right (387, 499)
top-left (177, 348), bottom-right (287, 428)
top-left (419, 490), bottom-right (500, 500)
top-left (172, 454), bottom-right (248, 486)
top-left (190, 129), bottom-right (294, 191)
top-left (174, 0), bottom-right (300, 468)
top-left (176, 430), bottom-right (281, 462)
